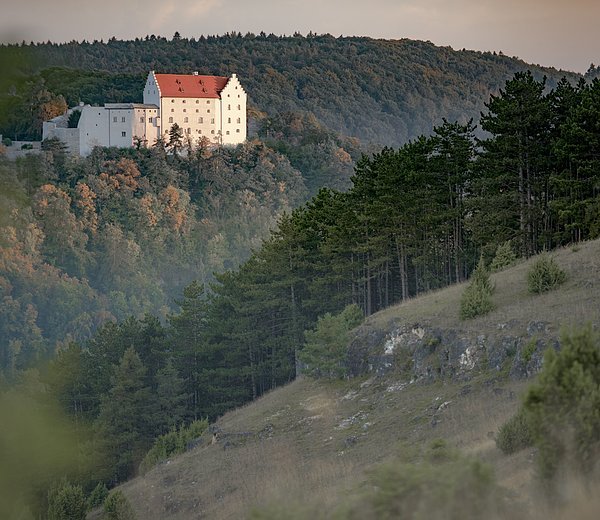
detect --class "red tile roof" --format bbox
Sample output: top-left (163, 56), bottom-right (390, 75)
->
top-left (154, 74), bottom-right (229, 99)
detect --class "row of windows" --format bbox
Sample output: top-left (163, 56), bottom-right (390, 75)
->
top-left (171, 108), bottom-right (211, 113)
top-left (171, 99), bottom-right (211, 104)
top-left (167, 99), bottom-right (242, 110)
top-left (182, 128), bottom-right (241, 135)
top-left (167, 116), bottom-right (242, 124)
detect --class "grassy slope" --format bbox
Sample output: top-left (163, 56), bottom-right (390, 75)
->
top-left (113, 240), bottom-right (600, 519)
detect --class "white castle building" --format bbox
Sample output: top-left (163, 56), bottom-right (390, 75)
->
top-left (42, 71), bottom-right (247, 156)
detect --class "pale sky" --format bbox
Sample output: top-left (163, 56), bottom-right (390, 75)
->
top-left (1, 0), bottom-right (598, 73)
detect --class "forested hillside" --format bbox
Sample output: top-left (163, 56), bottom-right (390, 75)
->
top-left (3, 71), bottom-right (599, 518)
top-left (0, 33), bottom-right (590, 144)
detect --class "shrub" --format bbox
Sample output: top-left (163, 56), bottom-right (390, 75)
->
top-left (47, 481), bottom-right (87, 520)
top-left (298, 304), bottom-right (363, 379)
top-left (2, 137), bottom-right (11, 147)
top-left (490, 241), bottom-right (517, 272)
top-left (139, 418), bottom-right (208, 474)
top-left (460, 257), bottom-right (495, 320)
top-left (103, 490), bottom-right (136, 520)
top-left (523, 326), bottom-right (600, 481)
top-left (527, 255), bottom-right (566, 294)
top-left (87, 482), bottom-right (109, 510)
top-left (496, 409), bottom-right (533, 455)
top-left (339, 441), bottom-right (511, 519)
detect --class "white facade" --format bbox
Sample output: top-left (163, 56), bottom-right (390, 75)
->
top-left (144, 71), bottom-right (247, 146)
top-left (43, 71), bottom-right (247, 156)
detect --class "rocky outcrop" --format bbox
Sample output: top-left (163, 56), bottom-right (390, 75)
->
top-left (345, 320), bottom-right (558, 382)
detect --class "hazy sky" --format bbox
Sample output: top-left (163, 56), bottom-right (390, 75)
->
top-left (1, 0), bottom-right (598, 73)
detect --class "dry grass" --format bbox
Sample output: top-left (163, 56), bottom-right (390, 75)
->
top-left (112, 239), bottom-right (600, 519)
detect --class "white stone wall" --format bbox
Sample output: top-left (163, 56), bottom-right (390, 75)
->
top-left (143, 72), bottom-right (161, 106)
top-left (160, 96), bottom-right (220, 143)
top-left (79, 106), bottom-right (109, 156)
top-left (219, 74), bottom-right (247, 145)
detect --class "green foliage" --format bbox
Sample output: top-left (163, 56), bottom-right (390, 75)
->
top-left (67, 109), bottom-right (81, 129)
top-left (527, 255), bottom-right (567, 293)
top-left (139, 419), bottom-right (209, 474)
top-left (523, 326), bottom-right (600, 481)
top-left (299, 304), bottom-right (363, 379)
top-left (522, 338), bottom-right (538, 364)
top-left (94, 347), bottom-right (155, 483)
top-left (460, 257), bottom-right (495, 320)
top-left (338, 441), bottom-right (510, 520)
top-left (1, 137), bottom-right (11, 146)
top-left (496, 410), bottom-right (533, 455)
top-left (87, 482), bottom-right (109, 511)
top-left (490, 241), bottom-right (517, 271)
top-left (103, 490), bottom-right (136, 520)
top-left (47, 481), bottom-right (87, 520)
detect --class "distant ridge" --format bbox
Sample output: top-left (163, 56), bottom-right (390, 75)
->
top-left (1, 34), bottom-right (585, 145)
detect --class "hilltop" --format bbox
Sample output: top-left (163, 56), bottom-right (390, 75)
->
top-left (0, 34), bottom-right (587, 144)
top-left (111, 239), bottom-right (600, 519)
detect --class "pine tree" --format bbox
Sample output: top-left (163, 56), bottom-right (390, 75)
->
top-left (155, 358), bottom-right (187, 433)
top-left (94, 347), bottom-right (155, 483)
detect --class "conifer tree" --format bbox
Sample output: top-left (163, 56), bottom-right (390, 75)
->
top-left (94, 347), bottom-right (155, 483)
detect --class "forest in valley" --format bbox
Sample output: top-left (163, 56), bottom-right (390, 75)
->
top-left (1, 35), bottom-right (600, 517)
top-left (1, 33), bottom-right (596, 145)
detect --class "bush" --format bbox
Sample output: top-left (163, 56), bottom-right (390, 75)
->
top-left (490, 241), bottom-right (517, 272)
top-left (2, 137), bottom-right (11, 147)
top-left (527, 255), bottom-right (566, 294)
top-left (87, 482), bottom-right (109, 510)
top-left (47, 481), bottom-right (87, 520)
top-left (298, 304), bottom-right (363, 379)
top-left (103, 490), bottom-right (136, 520)
top-left (460, 257), bottom-right (495, 320)
top-left (339, 441), bottom-right (511, 519)
top-left (496, 409), bottom-right (533, 455)
top-left (523, 326), bottom-right (600, 481)
top-left (139, 418), bottom-right (208, 474)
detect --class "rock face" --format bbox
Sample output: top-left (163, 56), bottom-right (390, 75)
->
top-left (345, 320), bottom-right (558, 382)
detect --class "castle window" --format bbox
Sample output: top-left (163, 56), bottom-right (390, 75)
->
top-left (211, 118), bottom-right (214, 124)
top-left (171, 99), bottom-right (175, 103)
top-left (199, 130), bottom-right (202, 134)
top-left (113, 116), bottom-right (117, 122)
top-left (171, 108), bottom-right (174, 112)
top-left (227, 104), bottom-right (231, 110)
top-left (182, 100), bottom-right (186, 103)
top-left (237, 104), bottom-right (241, 110)
top-left (196, 100), bottom-right (199, 104)
top-left (236, 129), bottom-right (240, 133)
top-left (196, 109), bottom-right (199, 113)
top-left (211, 130), bottom-right (215, 134)
top-left (183, 108), bottom-right (187, 112)
top-left (121, 131), bottom-right (126, 137)
top-left (227, 117), bottom-right (231, 123)
top-left (139, 117), bottom-right (144, 123)
top-left (198, 117), bottom-right (203, 123)
top-left (169, 117), bottom-right (173, 123)
top-left (121, 117), bottom-right (126, 122)
top-left (206, 100), bottom-right (210, 104)
top-left (184, 117), bottom-right (188, 123)
top-left (207, 109), bottom-right (210, 113)
top-left (149, 117), bottom-right (153, 123)
top-left (226, 131), bottom-right (230, 135)
top-left (187, 128), bottom-right (191, 134)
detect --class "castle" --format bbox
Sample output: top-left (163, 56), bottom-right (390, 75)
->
top-left (42, 71), bottom-right (247, 156)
